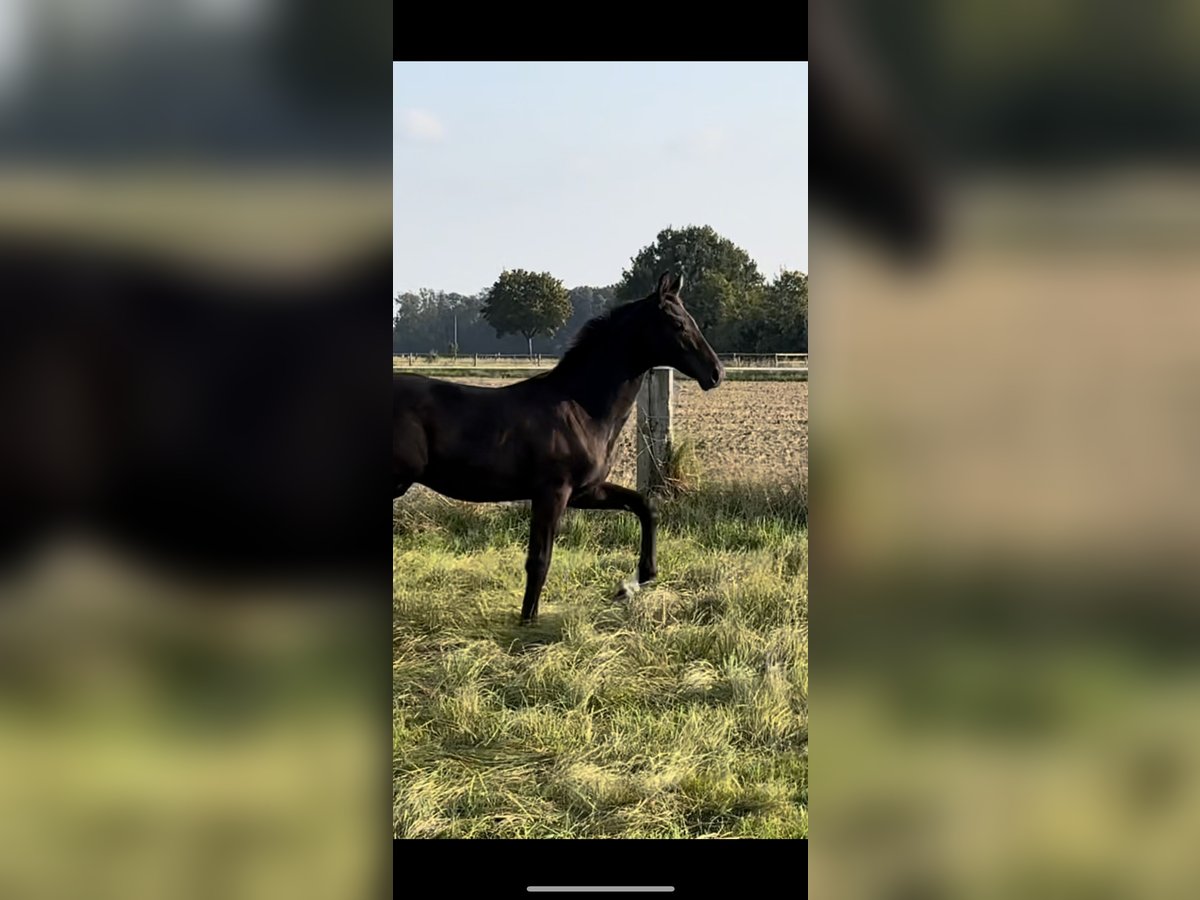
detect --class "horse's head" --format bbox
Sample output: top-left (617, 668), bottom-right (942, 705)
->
top-left (641, 271), bottom-right (724, 391)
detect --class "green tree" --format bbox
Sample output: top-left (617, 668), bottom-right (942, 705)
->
top-left (481, 269), bottom-right (572, 357)
top-left (766, 269), bottom-right (808, 351)
top-left (550, 285), bottom-right (616, 353)
top-left (393, 289), bottom-right (441, 353)
top-left (706, 268), bottom-right (808, 352)
top-left (615, 226), bottom-right (765, 337)
top-left (394, 288), bottom-right (477, 353)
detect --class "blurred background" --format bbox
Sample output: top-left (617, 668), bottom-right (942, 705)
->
top-left (7, 0), bottom-right (1200, 894)
top-left (0, 1), bottom-right (389, 898)
top-left (810, 1), bottom-right (1200, 897)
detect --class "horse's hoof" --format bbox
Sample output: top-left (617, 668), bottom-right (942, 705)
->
top-left (613, 579), bottom-right (640, 602)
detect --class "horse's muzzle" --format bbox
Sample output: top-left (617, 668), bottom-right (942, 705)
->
top-left (701, 363), bottom-right (725, 391)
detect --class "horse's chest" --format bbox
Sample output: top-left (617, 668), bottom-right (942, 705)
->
top-left (606, 410), bottom-right (635, 455)
top-left (581, 417), bottom-right (631, 482)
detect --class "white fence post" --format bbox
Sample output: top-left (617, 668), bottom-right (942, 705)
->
top-left (636, 367), bottom-right (674, 494)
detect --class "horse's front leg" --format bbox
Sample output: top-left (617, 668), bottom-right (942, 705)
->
top-left (570, 481), bottom-right (659, 589)
top-left (520, 484), bottom-right (571, 624)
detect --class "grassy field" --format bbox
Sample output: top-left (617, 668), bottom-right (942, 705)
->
top-left (392, 482), bottom-right (807, 838)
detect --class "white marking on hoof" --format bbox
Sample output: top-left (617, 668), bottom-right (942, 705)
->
top-left (613, 578), bottom-right (642, 602)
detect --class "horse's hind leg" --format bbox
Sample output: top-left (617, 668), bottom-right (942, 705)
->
top-left (393, 411), bottom-right (426, 499)
top-left (520, 485), bottom-right (571, 624)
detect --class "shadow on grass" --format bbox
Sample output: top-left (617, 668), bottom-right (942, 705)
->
top-left (661, 480), bottom-right (807, 533)
top-left (488, 614), bottom-right (567, 653)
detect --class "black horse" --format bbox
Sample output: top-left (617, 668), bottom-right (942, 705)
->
top-left (393, 272), bottom-right (724, 623)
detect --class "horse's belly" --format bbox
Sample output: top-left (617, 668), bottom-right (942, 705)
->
top-left (417, 464), bottom-right (529, 503)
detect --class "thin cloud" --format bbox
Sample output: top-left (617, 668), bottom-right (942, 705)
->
top-left (399, 108), bottom-right (446, 141)
top-left (665, 127), bottom-right (726, 159)
top-left (566, 154), bottom-right (599, 175)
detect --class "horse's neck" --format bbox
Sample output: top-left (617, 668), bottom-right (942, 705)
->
top-left (602, 373), bottom-right (645, 427)
top-left (553, 353), bottom-right (648, 428)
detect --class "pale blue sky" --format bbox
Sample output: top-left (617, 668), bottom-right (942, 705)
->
top-left (394, 62), bottom-right (808, 296)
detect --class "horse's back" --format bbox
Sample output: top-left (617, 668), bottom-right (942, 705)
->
top-left (393, 371), bottom-right (562, 502)
top-left (393, 370), bottom-right (435, 403)
top-left (393, 371), bottom-right (506, 404)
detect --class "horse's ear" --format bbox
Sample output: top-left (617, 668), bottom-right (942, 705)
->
top-left (671, 273), bottom-right (684, 294)
top-left (656, 271), bottom-right (673, 298)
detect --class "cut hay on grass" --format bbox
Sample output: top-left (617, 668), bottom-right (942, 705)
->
top-left (393, 481), bottom-right (807, 838)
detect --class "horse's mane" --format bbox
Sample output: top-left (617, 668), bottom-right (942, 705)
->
top-left (556, 296), bottom-right (650, 369)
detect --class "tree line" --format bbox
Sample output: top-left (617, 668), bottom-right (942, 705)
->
top-left (394, 226), bottom-right (807, 357)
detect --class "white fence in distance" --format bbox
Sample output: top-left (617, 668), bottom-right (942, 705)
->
top-left (393, 352), bottom-right (806, 369)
